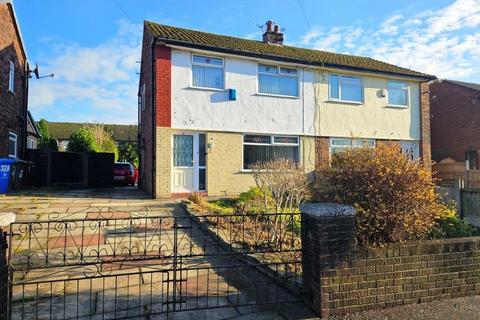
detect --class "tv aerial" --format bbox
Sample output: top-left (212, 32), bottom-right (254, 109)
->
top-left (28, 62), bottom-right (54, 79)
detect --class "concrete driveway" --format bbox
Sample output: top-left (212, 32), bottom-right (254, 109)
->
top-left (1, 188), bottom-right (318, 320)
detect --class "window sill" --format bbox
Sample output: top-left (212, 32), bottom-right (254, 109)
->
top-left (386, 104), bottom-right (408, 109)
top-left (255, 93), bottom-right (300, 99)
top-left (188, 86), bottom-right (226, 92)
top-left (327, 99), bottom-right (363, 105)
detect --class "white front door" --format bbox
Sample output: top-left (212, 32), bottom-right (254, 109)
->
top-left (171, 133), bottom-right (206, 193)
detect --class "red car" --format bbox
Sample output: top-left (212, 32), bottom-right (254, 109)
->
top-left (113, 162), bottom-right (138, 186)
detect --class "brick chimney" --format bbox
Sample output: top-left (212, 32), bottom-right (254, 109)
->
top-left (262, 20), bottom-right (284, 45)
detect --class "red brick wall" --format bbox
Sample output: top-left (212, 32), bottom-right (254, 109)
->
top-left (155, 46), bottom-right (171, 127)
top-left (138, 25), bottom-right (172, 197)
top-left (138, 27), bottom-right (154, 195)
top-left (0, 3), bottom-right (27, 158)
top-left (430, 80), bottom-right (480, 163)
top-left (420, 82), bottom-right (432, 171)
top-left (315, 137), bottom-right (330, 169)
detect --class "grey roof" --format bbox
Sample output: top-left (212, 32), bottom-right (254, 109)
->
top-left (445, 79), bottom-right (480, 91)
top-left (145, 21), bottom-right (435, 80)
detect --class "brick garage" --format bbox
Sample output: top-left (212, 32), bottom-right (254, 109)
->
top-left (0, 1), bottom-right (28, 158)
top-left (430, 79), bottom-right (480, 164)
top-left (302, 204), bottom-right (480, 318)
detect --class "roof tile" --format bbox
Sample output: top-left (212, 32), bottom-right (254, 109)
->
top-left (145, 21), bottom-right (435, 80)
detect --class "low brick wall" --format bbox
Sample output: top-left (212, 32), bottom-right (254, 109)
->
top-left (301, 203), bottom-right (480, 318)
top-left (322, 238), bottom-right (480, 316)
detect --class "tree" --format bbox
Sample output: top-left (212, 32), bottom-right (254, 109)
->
top-left (37, 119), bottom-right (58, 151)
top-left (67, 124), bottom-right (118, 160)
top-left (66, 126), bottom-right (98, 153)
top-left (118, 142), bottom-right (139, 167)
top-left (316, 144), bottom-right (451, 246)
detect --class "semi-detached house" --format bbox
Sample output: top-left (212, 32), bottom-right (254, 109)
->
top-left (138, 20), bottom-right (435, 198)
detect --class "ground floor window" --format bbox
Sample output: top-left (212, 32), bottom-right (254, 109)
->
top-left (243, 134), bottom-right (299, 169)
top-left (27, 137), bottom-right (36, 149)
top-left (400, 141), bottom-right (420, 160)
top-left (330, 138), bottom-right (375, 156)
top-left (8, 132), bottom-right (17, 158)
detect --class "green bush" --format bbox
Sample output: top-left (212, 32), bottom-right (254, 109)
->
top-left (67, 127), bottom-right (98, 153)
top-left (118, 142), bottom-right (139, 167)
top-left (429, 216), bottom-right (480, 239)
top-left (237, 187), bottom-right (271, 213)
top-left (67, 124), bottom-right (118, 160)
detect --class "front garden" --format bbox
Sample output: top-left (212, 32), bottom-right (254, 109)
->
top-left (185, 145), bottom-right (480, 276)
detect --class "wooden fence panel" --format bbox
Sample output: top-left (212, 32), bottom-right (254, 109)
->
top-left (87, 153), bottom-right (114, 188)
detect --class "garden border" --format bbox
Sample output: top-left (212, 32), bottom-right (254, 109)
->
top-left (180, 202), bottom-right (303, 296)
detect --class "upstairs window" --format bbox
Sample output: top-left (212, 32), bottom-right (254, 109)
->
top-left (330, 138), bottom-right (375, 156)
top-left (243, 134), bottom-right (299, 170)
top-left (9, 61), bottom-right (14, 93)
top-left (388, 81), bottom-right (408, 107)
top-left (192, 54), bottom-right (224, 89)
top-left (8, 132), bottom-right (17, 158)
top-left (258, 64), bottom-right (299, 97)
top-left (329, 74), bottom-right (363, 103)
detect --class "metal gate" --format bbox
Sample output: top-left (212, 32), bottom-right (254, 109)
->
top-left (5, 210), bottom-right (303, 319)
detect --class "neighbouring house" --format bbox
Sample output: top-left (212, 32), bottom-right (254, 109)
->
top-left (0, 0), bottom-right (29, 159)
top-left (26, 111), bottom-right (40, 149)
top-left (138, 20), bottom-right (435, 198)
top-left (42, 121), bottom-right (138, 151)
top-left (430, 79), bottom-right (480, 168)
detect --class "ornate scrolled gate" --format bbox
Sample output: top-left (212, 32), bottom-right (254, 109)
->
top-left (5, 209), bottom-right (303, 319)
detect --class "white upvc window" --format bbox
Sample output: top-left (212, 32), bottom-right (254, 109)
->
top-left (257, 64), bottom-right (299, 97)
top-left (9, 61), bottom-right (15, 93)
top-left (8, 132), bottom-right (17, 158)
top-left (243, 134), bottom-right (299, 170)
top-left (191, 54), bottom-right (224, 89)
top-left (27, 137), bottom-right (36, 149)
top-left (329, 74), bottom-right (363, 103)
top-left (388, 80), bottom-right (408, 107)
top-left (401, 141), bottom-right (419, 160)
top-left (330, 138), bottom-right (375, 156)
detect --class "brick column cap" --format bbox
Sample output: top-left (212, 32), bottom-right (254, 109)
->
top-left (0, 212), bottom-right (15, 227)
top-left (300, 203), bottom-right (355, 217)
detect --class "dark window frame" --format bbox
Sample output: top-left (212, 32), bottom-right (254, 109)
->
top-left (242, 134), bottom-right (299, 170)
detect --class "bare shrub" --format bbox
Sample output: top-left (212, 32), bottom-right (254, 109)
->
top-left (317, 145), bottom-right (451, 246)
top-left (250, 159), bottom-right (312, 213)
top-left (250, 159), bottom-right (312, 247)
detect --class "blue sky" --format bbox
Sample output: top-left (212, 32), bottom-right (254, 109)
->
top-left (13, 0), bottom-right (480, 124)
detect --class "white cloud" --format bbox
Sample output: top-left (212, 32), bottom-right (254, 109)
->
top-left (378, 14), bottom-right (403, 34)
top-left (29, 20), bottom-right (142, 124)
top-left (298, 0), bottom-right (480, 81)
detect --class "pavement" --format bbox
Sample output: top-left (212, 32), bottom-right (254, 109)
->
top-left (2, 187), bottom-right (318, 320)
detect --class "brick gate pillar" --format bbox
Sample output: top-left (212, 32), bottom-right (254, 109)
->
top-left (0, 228), bottom-right (8, 320)
top-left (300, 203), bottom-right (356, 318)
